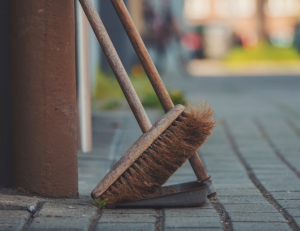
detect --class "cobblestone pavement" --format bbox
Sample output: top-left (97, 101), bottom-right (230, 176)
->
top-left (1, 76), bottom-right (300, 230)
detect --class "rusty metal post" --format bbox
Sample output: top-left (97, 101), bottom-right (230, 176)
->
top-left (9, 0), bottom-right (78, 198)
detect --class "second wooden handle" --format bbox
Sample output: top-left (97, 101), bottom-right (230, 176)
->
top-left (79, 0), bottom-right (152, 133)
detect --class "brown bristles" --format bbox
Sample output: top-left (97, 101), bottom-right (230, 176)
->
top-left (100, 102), bottom-right (216, 204)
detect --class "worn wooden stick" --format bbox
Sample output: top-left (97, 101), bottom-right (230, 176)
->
top-left (79, 0), bottom-right (151, 133)
top-left (110, 0), bottom-right (211, 182)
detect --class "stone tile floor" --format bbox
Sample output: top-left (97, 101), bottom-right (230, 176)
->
top-left (1, 76), bottom-right (300, 230)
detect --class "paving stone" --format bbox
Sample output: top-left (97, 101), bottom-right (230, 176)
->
top-left (208, 173), bottom-right (249, 179)
top-left (224, 204), bottom-right (278, 213)
top-left (294, 217), bottom-right (300, 225)
top-left (213, 178), bottom-right (250, 184)
top-left (103, 209), bottom-right (156, 215)
top-left (164, 208), bottom-right (219, 217)
top-left (232, 222), bottom-right (291, 231)
top-left (218, 195), bottom-right (269, 204)
top-left (165, 228), bottom-right (222, 231)
top-left (256, 176), bottom-right (296, 182)
top-left (230, 213), bottom-right (287, 222)
top-left (28, 202), bottom-right (97, 231)
top-left (99, 213), bottom-right (156, 223)
top-left (165, 216), bottom-right (222, 229)
top-left (271, 192), bottom-right (300, 200)
top-left (0, 194), bottom-right (40, 210)
top-left (216, 188), bottom-right (261, 196)
top-left (214, 183), bottom-right (256, 189)
top-left (277, 200), bottom-right (300, 209)
top-left (95, 223), bottom-right (155, 231)
top-left (29, 217), bottom-right (90, 231)
top-left (253, 169), bottom-right (292, 175)
top-left (285, 209), bottom-right (300, 217)
top-left (263, 183), bottom-right (300, 192)
top-left (38, 202), bottom-right (97, 217)
top-left (0, 211), bottom-right (29, 231)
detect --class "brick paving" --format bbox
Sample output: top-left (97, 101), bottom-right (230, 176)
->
top-left (1, 76), bottom-right (300, 230)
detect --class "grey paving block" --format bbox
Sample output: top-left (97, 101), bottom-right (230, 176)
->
top-left (213, 178), bottom-right (250, 185)
top-left (28, 217), bottom-right (90, 231)
top-left (214, 183), bottom-right (256, 189)
top-left (38, 202), bottom-right (97, 218)
top-left (165, 216), bottom-right (221, 228)
top-left (277, 200), bottom-right (300, 209)
top-left (248, 163), bottom-right (287, 169)
top-left (253, 169), bottom-right (292, 175)
top-left (95, 223), bottom-right (155, 231)
top-left (232, 222), bottom-right (291, 231)
top-left (230, 212), bottom-right (287, 222)
top-left (27, 201), bottom-right (97, 231)
top-left (99, 213), bottom-right (156, 223)
top-left (0, 211), bottom-right (29, 231)
top-left (286, 209), bottom-right (300, 217)
top-left (218, 195), bottom-right (269, 204)
top-left (216, 188), bottom-right (261, 196)
top-left (165, 228), bottom-right (222, 231)
top-left (256, 176), bottom-right (296, 182)
top-left (263, 183), bottom-right (300, 192)
top-left (208, 173), bottom-right (249, 179)
top-left (271, 192), bottom-right (300, 200)
top-left (224, 204), bottom-right (278, 213)
top-left (164, 208), bottom-right (219, 217)
top-left (294, 217), bottom-right (300, 225)
top-left (103, 209), bottom-right (156, 215)
top-left (0, 194), bottom-right (40, 210)
top-left (259, 179), bottom-right (300, 186)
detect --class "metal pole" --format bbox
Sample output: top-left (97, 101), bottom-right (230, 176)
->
top-left (9, 0), bottom-right (78, 198)
top-left (76, 0), bottom-right (93, 153)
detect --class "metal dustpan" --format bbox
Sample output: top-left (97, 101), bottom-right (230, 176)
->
top-left (106, 180), bottom-right (214, 209)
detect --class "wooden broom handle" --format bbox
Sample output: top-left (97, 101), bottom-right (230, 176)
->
top-left (110, 0), bottom-right (210, 181)
top-left (79, 0), bottom-right (152, 133)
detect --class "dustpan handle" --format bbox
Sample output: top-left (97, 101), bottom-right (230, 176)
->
top-left (79, 0), bottom-right (152, 133)
top-left (110, 0), bottom-right (210, 182)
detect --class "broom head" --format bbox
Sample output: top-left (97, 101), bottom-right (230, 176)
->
top-left (91, 103), bottom-right (215, 204)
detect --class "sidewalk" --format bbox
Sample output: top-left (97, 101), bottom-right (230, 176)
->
top-left (187, 60), bottom-right (300, 77)
top-left (1, 75), bottom-right (300, 231)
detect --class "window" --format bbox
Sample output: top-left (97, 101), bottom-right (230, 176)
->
top-left (265, 0), bottom-right (300, 17)
top-left (184, 0), bottom-right (211, 21)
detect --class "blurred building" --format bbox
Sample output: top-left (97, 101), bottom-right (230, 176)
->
top-left (183, 0), bottom-right (300, 57)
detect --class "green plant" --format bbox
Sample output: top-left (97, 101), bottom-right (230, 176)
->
top-left (94, 198), bottom-right (109, 210)
top-left (93, 67), bottom-right (187, 110)
top-left (141, 90), bottom-right (187, 110)
top-left (101, 99), bottom-right (121, 110)
top-left (169, 90), bottom-right (187, 106)
top-left (224, 43), bottom-right (300, 63)
top-left (141, 92), bottom-right (161, 108)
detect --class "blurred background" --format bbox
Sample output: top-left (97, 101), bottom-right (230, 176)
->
top-left (76, 0), bottom-right (300, 152)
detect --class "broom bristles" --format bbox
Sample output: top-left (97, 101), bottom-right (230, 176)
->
top-left (99, 102), bottom-right (216, 204)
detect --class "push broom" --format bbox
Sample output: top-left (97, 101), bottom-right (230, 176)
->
top-left (109, 0), bottom-right (217, 198)
top-left (79, 0), bottom-right (216, 206)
